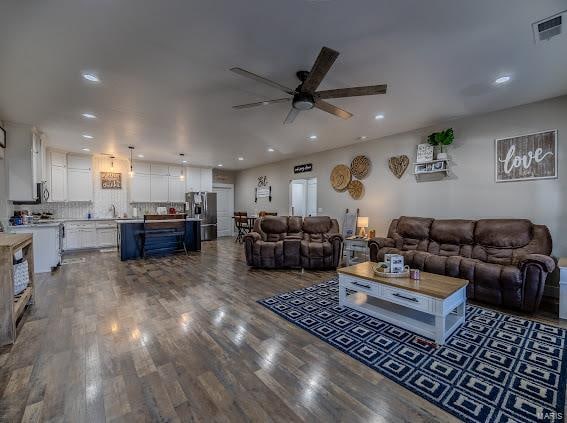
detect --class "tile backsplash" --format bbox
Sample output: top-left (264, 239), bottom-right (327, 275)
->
top-left (11, 156), bottom-right (186, 220)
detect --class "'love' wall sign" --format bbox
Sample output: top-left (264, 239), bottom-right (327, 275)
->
top-left (495, 130), bottom-right (557, 182)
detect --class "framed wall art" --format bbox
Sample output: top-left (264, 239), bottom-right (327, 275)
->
top-left (495, 130), bottom-right (557, 182)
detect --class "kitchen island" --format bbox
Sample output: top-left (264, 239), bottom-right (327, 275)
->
top-left (117, 218), bottom-right (201, 261)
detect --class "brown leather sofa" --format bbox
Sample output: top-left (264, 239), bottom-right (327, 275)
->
top-left (244, 216), bottom-right (343, 269)
top-left (369, 217), bottom-right (555, 313)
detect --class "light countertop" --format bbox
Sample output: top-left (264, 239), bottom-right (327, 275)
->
top-left (116, 218), bottom-right (201, 224)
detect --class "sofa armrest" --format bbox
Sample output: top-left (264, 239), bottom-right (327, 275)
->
top-left (518, 254), bottom-right (556, 273)
top-left (327, 233), bottom-right (343, 243)
top-left (243, 232), bottom-right (261, 243)
top-left (368, 237), bottom-right (395, 250)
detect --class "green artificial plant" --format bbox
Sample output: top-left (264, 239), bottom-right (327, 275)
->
top-left (427, 128), bottom-right (454, 153)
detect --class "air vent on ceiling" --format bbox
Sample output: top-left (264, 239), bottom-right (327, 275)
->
top-left (533, 11), bottom-right (565, 43)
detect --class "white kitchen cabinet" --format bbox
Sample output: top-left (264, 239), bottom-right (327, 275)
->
top-left (132, 161), bottom-right (151, 174)
top-left (168, 166), bottom-right (183, 177)
top-left (50, 160), bottom-right (67, 202)
top-left (150, 174), bottom-right (169, 202)
top-left (200, 168), bottom-right (213, 192)
top-left (168, 176), bottom-right (185, 202)
top-left (10, 225), bottom-right (61, 273)
top-left (185, 167), bottom-right (201, 192)
top-left (7, 124), bottom-right (44, 201)
top-left (67, 154), bottom-right (92, 170)
top-left (64, 222), bottom-right (97, 250)
top-left (96, 223), bottom-right (117, 247)
top-left (150, 163), bottom-right (169, 176)
top-left (67, 168), bottom-right (92, 202)
top-left (130, 173), bottom-right (151, 202)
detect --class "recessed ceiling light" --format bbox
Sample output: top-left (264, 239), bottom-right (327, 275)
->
top-left (137, 154), bottom-right (144, 158)
top-left (82, 134), bottom-right (93, 139)
top-left (309, 135), bottom-right (317, 140)
top-left (494, 75), bottom-right (511, 85)
top-left (182, 160), bottom-right (187, 163)
top-left (81, 148), bottom-right (90, 152)
top-left (82, 73), bottom-right (99, 82)
top-left (217, 164), bottom-right (223, 167)
top-left (360, 136), bottom-right (367, 140)
top-left (81, 113), bottom-right (96, 119)
top-left (262, 101), bottom-right (269, 105)
top-left (267, 148), bottom-right (275, 152)
top-left (238, 157), bottom-right (244, 161)
top-left (375, 114), bottom-right (384, 120)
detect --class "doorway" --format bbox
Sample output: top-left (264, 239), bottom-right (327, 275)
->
top-left (289, 178), bottom-right (317, 217)
top-left (213, 183), bottom-right (234, 237)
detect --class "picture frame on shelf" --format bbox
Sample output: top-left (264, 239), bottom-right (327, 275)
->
top-left (416, 143), bottom-right (434, 163)
top-left (432, 161), bottom-right (445, 171)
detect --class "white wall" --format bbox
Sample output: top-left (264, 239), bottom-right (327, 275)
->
top-left (235, 96), bottom-right (567, 256)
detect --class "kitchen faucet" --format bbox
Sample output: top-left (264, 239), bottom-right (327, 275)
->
top-left (111, 204), bottom-right (117, 218)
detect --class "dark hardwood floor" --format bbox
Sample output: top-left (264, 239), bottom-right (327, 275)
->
top-left (0, 238), bottom-right (563, 422)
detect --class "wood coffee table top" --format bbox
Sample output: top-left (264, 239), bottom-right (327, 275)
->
top-left (338, 261), bottom-right (469, 300)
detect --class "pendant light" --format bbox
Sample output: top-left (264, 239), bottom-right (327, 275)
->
top-left (179, 153), bottom-right (185, 180)
top-left (128, 146), bottom-right (135, 177)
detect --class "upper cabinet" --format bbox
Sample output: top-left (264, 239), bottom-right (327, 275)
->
top-left (150, 163), bottom-right (169, 176)
top-left (48, 151), bottom-right (67, 202)
top-left (150, 174), bottom-right (169, 202)
top-left (132, 161), bottom-right (151, 174)
top-left (130, 173), bottom-right (151, 202)
top-left (67, 154), bottom-right (92, 202)
top-left (185, 167), bottom-right (201, 192)
top-left (7, 124), bottom-right (44, 201)
top-left (200, 168), bottom-right (213, 192)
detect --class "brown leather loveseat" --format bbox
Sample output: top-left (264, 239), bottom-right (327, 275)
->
top-left (369, 216), bottom-right (555, 312)
top-left (244, 216), bottom-right (343, 269)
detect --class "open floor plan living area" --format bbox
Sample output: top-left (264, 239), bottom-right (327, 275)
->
top-left (1, 1), bottom-right (567, 422)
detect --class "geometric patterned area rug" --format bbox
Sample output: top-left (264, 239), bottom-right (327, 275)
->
top-left (258, 279), bottom-right (567, 423)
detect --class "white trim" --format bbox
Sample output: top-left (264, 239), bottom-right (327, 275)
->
top-left (494, 129), bottom-right (558, 183)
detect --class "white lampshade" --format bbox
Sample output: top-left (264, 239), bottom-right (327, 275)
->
top-left (357, 216), bottom-right (369, 228)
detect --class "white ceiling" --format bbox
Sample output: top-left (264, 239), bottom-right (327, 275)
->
top-left (1, 0), bottom-right (566, 169)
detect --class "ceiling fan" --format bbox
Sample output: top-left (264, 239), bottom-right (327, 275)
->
top-left (230, 46), bottom-right (387, 124)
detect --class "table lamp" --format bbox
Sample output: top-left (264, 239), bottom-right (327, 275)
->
top-left (357, 216), bottom-right (369, 238)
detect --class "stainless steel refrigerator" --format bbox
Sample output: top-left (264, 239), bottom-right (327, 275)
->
top-left (186, 192), bottom-right (217, 241)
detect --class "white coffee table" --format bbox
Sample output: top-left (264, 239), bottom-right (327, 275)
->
top-left (338, 262), bottom-right (469, 345)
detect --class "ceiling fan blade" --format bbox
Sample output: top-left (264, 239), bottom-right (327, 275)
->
top-left (316, 84), bottom-right (387, 99)
top-left (233, 98), bottom-right (290, 110)
top-left (314, 100), bottom-right (353, 120)
top-left (230, 67), bottom-right (295, 95)
top-left (301, 47), bottom-right (339, 93)
top-left (283, 108), bottom-right (300, 124)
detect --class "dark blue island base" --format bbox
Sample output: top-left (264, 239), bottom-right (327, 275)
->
top-left (118, 220), bottom-right (201, 261)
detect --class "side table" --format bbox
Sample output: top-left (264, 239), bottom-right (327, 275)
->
top-left (343, 237), bottom-right (369, 266)
top-left (559, 258), bottom-right (567, 319)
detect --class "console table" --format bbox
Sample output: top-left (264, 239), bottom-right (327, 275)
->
top-left (0, 233), bottom-right (35, 345)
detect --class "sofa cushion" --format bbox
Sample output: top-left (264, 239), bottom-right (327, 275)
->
top-left (302, 216), bottom-right (331, 234)
top-left (430, 219), bottom-right (475, 244)
top-left (301, 240), bottom-right (332, 258)
top-left (260, 216), bottom-right (289, 234)
top-left (474, 219), bottom-right (532, 248)
top-left (397, 216), bottom-right (434, 239)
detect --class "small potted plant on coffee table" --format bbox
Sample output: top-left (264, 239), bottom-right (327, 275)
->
top-left (427, 128), bottom-right (454, 160)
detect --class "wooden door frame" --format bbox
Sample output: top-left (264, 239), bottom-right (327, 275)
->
top-left (213, 183), bottom-right (234, 237)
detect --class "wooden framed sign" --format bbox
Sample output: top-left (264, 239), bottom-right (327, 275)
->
top-left (101, 172), bottom-right (122, 189)
top-left (495, 130), bottom-right (557, 182)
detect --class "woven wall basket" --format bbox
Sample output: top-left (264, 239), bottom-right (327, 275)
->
top-left (350, 155), bottom-right (371, 179)
top-left (348, 179), bottom-right (364, 199)
top-left (330, 164), bottom-right (351, 191)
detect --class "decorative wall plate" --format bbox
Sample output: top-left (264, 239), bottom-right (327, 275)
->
top-left (388, 155), bottom-right (409, 179)
top-left (330, 164), bottom-right (351, 191)
top-left (350, 155), bottom-right (371, 179)
top-left (347, 179), bottom-right (364, 199)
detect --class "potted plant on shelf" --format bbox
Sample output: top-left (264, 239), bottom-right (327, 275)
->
top-left (427, 128), bottom-right (454, 160)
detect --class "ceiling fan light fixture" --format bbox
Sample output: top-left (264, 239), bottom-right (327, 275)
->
top-left (292, 92), bottom-right (315, 110)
